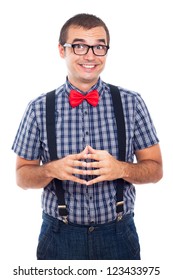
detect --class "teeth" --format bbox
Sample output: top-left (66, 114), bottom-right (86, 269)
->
top-left (82, 65), bottom-right (95, 69)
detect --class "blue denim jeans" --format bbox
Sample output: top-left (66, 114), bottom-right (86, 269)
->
top-left (36, 212), bottom-right (140, 260)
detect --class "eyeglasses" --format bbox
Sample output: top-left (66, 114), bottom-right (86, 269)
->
top-left (63, 43), bottom-right (109, 56)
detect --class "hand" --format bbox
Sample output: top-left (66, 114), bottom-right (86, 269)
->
top-left (83, 145), bottom-right (124, 186)
top-left (48, 146), bottom-right (88, 185)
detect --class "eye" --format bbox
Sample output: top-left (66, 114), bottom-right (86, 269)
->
top-left (73, 44), bottom-right (86, 49)
top-left (95, 45), bottom-right (106, 50)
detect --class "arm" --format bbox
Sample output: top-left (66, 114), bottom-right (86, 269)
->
top-left (15, 147), bottom-right (89, 190)
top-left (16, 157), bottom-right (52, 189)
top-left (84, 144), bottom-right (163, 185)
top-left (121, 144), bottom-right (163, 184)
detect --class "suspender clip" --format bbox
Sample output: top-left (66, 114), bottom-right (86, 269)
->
top-left (58, 205), bottom-right (68, 223)
top-left (116, 201), bottom-right (124, 207)
top-left (62, 216), bottom-right (68, 224)
top-left (117, 212), bottom-right (123, 221)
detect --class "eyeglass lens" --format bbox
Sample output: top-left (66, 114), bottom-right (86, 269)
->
top-left (73, 44), bottom-right (108, 56)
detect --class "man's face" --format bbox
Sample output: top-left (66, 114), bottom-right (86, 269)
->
top-left (58, 25), bottom-right (108, 90)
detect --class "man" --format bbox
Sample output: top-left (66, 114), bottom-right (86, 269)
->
top-left (12, 13), bottom-right (163, 260)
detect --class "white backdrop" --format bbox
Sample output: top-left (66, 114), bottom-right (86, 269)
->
top-left (0, 0), bottom-right (172, 278)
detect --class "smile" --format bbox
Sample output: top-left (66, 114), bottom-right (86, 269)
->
top-left (81, 64), bottom-right (95, 69)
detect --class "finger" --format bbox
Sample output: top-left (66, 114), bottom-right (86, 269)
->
top-left (84, 168), bottom-right (101, 176)
top-left (71, 167), bottom-right (87, 175)
top-left (66, 154), bottom-right (84, 166)
top-left (85, 161), bottom-right (101, 168)
top-left (84, 153), bottom-right (100, 161)
top-left (68, 175), bottom-right (87, 185)
top-left (71, 159), bottom-right (87, 168)
top-left (86, 176), bottom-right (105, 186)
top-left (83, 145), bottom-right (89, 154)
top-left (87, 145), bottom-right (97, 154)
top-left (67, 146), bottom-right (89, 162)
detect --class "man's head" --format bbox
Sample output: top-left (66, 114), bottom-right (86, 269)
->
top-left (59, 13), bottom-right (110, 46)
top-left (58, 13), bottom-right (110, 91)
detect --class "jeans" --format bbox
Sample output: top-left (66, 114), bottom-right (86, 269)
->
top-left (36, 212), bottom-right (140, 260)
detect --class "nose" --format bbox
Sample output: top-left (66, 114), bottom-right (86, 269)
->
top-left (84, 47), bottom-right (95, 59)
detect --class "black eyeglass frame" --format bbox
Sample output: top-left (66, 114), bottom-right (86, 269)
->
top-left (63, 43), bottom-right (110, 56)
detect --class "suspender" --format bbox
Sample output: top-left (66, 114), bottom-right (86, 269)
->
top-left (108, 84), bottom-right (126, 214)
top-left (46, 90), bottom-right (68, 219)
top-left (46, 84), bottom-right (126, 221)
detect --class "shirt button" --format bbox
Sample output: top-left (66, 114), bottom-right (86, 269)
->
top-left (86, 131), bottom-right (89, 135)
top-left (88, 226), bottom-right (95, 233)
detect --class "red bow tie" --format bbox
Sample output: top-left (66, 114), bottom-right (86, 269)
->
top-left (69, 89), bottom-right (99, 108)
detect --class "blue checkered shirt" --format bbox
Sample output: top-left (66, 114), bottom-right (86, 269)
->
top-left (12, 78), bottom-right (159, 224)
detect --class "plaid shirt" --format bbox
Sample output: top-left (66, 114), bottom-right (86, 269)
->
top-left (12, 78), bottom-right (159, 224)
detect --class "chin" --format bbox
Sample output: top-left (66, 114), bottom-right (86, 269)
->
top-left (80, 76), bottom-right (98, 84)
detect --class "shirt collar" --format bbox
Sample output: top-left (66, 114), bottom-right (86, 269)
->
top-left (65, 77), bottom-right (104, 96)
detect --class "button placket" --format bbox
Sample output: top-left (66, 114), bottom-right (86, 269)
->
top-left (82, 104), bottom-right (96, 224)
top-left (82, 103), bottom-right (90, 145)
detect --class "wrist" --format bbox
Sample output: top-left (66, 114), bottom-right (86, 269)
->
top-left (120, 161), bottom-right (130, 179)
top-left (43, 161), bottom-right (54, 179)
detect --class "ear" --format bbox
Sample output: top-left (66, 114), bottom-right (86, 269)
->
top-left (58, 43), bottom-right (65, 58)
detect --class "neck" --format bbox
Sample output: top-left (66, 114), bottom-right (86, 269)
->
top-left (68, 77), bottom-right (99, 92)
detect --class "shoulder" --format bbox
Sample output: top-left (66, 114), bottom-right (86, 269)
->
top-left (27, 84), bottom-right (65, 109)
top-left (118, 86), bottom-right (150, 114)
top-left (104, 82), bottom-right (143, 106)
top-left (118, 86), bottom-right (141, 100)
top-left (21, 85), bottom-right (65, 122)
top-left (104, 82), bottom-right (140, 98)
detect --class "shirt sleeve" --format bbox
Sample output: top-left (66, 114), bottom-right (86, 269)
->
top-left (134, 94), bottom-right (159, 150)
top-left (11, 101), bottom-right (41, 160)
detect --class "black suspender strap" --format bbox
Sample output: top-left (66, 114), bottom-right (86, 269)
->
top-left (108, 84), bottom-right (126, 214)
top-left (46, 90), bottom-right (68, 220)
top-left (46, 84), bottom-right (126, 220)
top-left (46, 90), bottom-right (57, 161)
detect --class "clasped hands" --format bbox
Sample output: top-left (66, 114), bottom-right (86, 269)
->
top-left (51, 145), bottom-right (124, 185)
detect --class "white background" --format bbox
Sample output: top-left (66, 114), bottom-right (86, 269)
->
top-left (0, 0), bottom-right (172, 278)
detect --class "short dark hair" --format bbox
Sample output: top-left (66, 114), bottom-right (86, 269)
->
top-left (59, 13), bottom-right (110, 46)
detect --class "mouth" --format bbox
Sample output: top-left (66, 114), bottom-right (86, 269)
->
top-left (82, 64), bottom-right (95, 68)
top-left (79, 64), bottom-right (97, 70)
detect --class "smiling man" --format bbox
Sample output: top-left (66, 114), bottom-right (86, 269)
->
top-left (12, 13), bottom-right (163, 260)
top-left (59, 25), bottom-right (108, 90)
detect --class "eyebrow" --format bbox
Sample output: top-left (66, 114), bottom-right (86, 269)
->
top-left (72, 38), bottom-right (106, 44)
